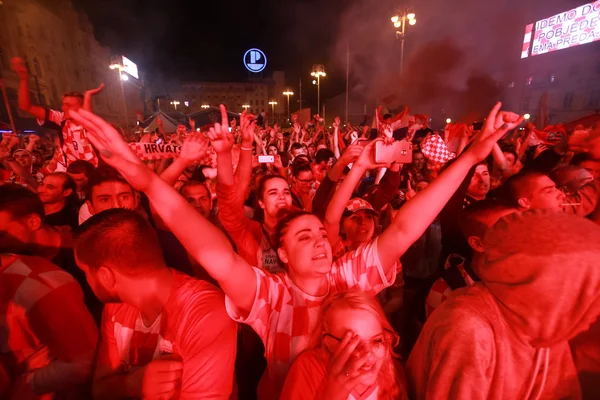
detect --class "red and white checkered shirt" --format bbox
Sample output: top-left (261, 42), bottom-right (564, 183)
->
top-left (425, 256), bottom-right (476, 319)
top-left (98, 270), bottom-right (237, 399)
top-left (225, 238), bottom-right (397, 399)
top-left (40, 109), bottom-right (99, 170)
top-left (0, 254), bottom-right (98, 397)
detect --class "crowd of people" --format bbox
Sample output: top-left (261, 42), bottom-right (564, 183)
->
top-left (1, 55), bottom-right (600, 400)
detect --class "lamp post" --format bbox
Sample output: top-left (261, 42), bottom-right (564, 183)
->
top-left (391, 10), bottom-right (416, 74)
top-left (109, 61), bottom-right (130, 131)
top-left (269, 101), bottom-right (278, 124)
top-left (310, 65), bottom-right (326, 116)
top-left (283, 90), bottom-right (294, 122)
top-left (242, 104), bottom-right (250, 112)
top-left (170, 100), bottom-right (180, 110)
top-left (201, 104), bottom-right (210, 109)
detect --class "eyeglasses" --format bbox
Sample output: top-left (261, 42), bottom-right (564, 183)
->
top-left (296, 178), bottom-right (315, 184)
top-left (323, 329), bottom-right (398, 357)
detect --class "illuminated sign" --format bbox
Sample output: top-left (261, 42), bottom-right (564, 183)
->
top-left (523, 1), bottom-right (600, 58)
top-left (243, 48), bottom-right (267, 73)
top-left (122, 56), bottom-right (139, 79)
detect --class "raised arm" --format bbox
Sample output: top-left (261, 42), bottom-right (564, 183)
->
top-left (83, 83), bottom-right (104, 112)
top-left (324, 141), bottom-right (385, 245)
top-left (376, 103), bottom-right (524, 270)
top-left (160, 133), bottom-right (209, 186)
top-left (68, 106), bottom-right (257, 314)
top-left (11, 57), bottom-right (45, 120)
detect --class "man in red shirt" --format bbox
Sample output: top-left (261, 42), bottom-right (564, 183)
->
top-left (0, 253), bottom-right (98, 398)
top-left (74, 208), bottom-right (237, 399)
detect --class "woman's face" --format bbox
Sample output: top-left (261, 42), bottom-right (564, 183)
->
top-left (279, 214), bottom-right (332, 277)
top-left (412, 152), bottom-right (425, 171)
top-left (326, 307), bottom-right (387, 388)
top-left (341, 210), bottom-right (375, 245)
top-left (258, 177), bottom-right (292, 217)
top-left (268, 146), bottom-right (278, 156)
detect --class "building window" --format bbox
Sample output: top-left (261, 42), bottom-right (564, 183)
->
top-left (33, 58), bottom-right (42, 77)
top-left (563, 92), bottom-right (574, 109)
top-left (261, 100), bottom-right (265, 105)
top-left (590, 89), bottom-right (600, 108)
top-left (44, 55), bottom-right (52, 72)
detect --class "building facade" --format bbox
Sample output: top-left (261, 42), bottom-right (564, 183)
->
top-left (0, 0), bottom-right (143, 130)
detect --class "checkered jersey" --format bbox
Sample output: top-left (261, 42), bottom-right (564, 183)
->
top-left (41, 109), bottom-right (99, 168)
top-left (99, 270), bottom-right (237, 399)
top-left (425, 255), bottom-right (475, 318)
top-left (225, 238), bottom-right (397, 399)
top-left (420, 133), bottom-right (456, 165)
top-left (0, 255), bottom-right (79, 381)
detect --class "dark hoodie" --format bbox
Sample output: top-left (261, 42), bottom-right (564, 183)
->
top-left (407, 210), bottom-right (600, 399)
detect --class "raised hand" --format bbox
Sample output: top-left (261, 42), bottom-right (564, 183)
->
top-left (273, 154), bottom-right (283, 169)
top-left (354, 139), bottom-right (390, 170)
top-left (339, 144), bottom-right (363, 165)
top-left (85, 83), bottom-right (105, 96)
top-left (206, 104), bottom-right (234, 154)
top-left (68, 109), bottom-right (153, 191)
top-left (156, 116), bottom-right (163, 127)
top-left (11, 57), bottom-right (28, 80)
top-left (464, 102), bottom-right (524, 164)
top-left (239, 110), bottom-right (256, 147)
top-left (333, 116), bottom-right (341, 129)
top-left (188, 117), bottom-right (196, 132)
top-left (180, 132), bottom-right (209, 162)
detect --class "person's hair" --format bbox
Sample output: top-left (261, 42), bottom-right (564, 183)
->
top-left (74, 208), bottom-right (164, 274)
top-left (0, 184), bottom-right (45, 219)
top-left (292, 163), bottom-right (312, 178)
top-left (67, 159), bottom-right (96, 177)
top-left (278, 151), bottom-right (290, 168)
top-left (315, 148), bottom-right (335, 165)
top-left (31, 150), bottom-right (44, 164)
top-left (274, 208), bottom-right (313, 250)
top-left (570, 153), bottom-right (594, 167)
top-left (459, 199), bottom-right (514, 239)
top-left (267, 142), bottom-right (278, 150)
top-left (62, 92), bottom-right (84, 104)
top-left (500, 144), bottom-right (518, 161)
top-left (290, 142), bottom-right (303, 152)
top-left (308, 290), bottom-right (401, 400)
top-left (85, 166), bottom-right (134, 202)
top-left (179, 180), bottom-right (211, 198)
top-left (501, 170), bottom-right (548, 207)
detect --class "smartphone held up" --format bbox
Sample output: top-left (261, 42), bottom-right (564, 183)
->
top-left (374, 140), bottom-right (413, 164)
top-left (258, 155), bottom-right (274, 163)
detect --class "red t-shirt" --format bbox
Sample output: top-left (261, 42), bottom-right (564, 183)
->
top-left (98, 270), bottom-right (237, 399)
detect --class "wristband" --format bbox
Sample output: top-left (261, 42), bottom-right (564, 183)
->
top-left (240, 146), bottom-right (253, 151)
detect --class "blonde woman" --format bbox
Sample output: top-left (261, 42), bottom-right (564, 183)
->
top-left (280, 290), bottom-right (408, 400)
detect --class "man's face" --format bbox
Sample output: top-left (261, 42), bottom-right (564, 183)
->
top-left (181, 184), bottom-right (212, 218)
top-left (0, 211), bottom-right (35, 253)
top-left (38, 175), bottom-right (69, 205)
top-left (467, 164), bottom-right (490, 200)
top-left (14, 151), bottom-right (32, 169)
top-left (68, 172), bottom-right (88, 192)
top-left (522, 175), bottom-right (566, 211)
top-left (294, 170), bottom-right (314, 194)
top-left (89, 181), bottom-right (137, 214)
top-left (291, 148), bottom-right (306, 159)
top-left (342, 210), bottom-right (376, 245)
top-left (579, 160), bottom-right (600, 180)
top-left (62, 96), bottom-right (82, 115)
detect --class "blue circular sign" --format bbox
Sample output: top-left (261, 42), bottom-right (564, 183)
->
top-left (244, 48), bottom-right (267, 73)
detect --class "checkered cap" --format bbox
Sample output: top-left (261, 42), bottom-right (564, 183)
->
top-left (421, 133), bottom-right (456, 165)
top-left (345, 198), bottom-right (378, 215)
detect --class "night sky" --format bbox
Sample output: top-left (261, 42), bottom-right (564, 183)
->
top-left (74, 0), bottom-right (588, 114)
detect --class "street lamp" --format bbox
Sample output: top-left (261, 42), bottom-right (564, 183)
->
top-left (283, 90), bottom-right (294, 121)
top-left (524, 113), bottom-right (531, 120)
top-left (109, 61), bottom-right (130, 131)
top-left (446, 118), bottom-right (452, 124)
top-left (242, 104), bottom-right (250, 111)
top-left (170, 100), bottom-right (180, 110)
top-left (269, 101), bottom-right (278, 124)
top-left (201, 104), bottom-right (210, 109)
top-left (391, 10), bottom-right (417, 74)
top-left (310, 64), bottom-right (326, 116)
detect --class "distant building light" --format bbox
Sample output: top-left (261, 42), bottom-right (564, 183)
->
top-left (184, 101), bottom-right (190, 107)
